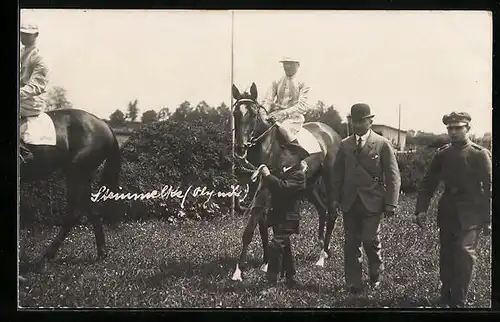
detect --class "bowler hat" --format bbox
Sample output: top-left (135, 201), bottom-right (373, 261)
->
top-left (442, 112), bottom-right (471, 127)
top-left (350, 103), bottom-right (375, 121)
top-left (20, 23), bottom-right (39, 35)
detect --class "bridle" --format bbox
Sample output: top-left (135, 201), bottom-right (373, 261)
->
top-left (232, 97), bottom-right (277, 173)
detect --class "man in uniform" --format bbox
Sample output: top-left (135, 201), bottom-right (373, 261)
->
top-left (414, 112), bottom-right (491, 308)
top-left (257, 143), bottom-right (309, 294)
top-left (331, 103), bottom-right (401, 294)
top-left (19, 23), bottom-right (48, 162)
top-left (261, 56), bottom-right (319, 169)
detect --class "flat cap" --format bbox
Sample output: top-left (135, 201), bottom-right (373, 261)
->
top-left (279, 56), bottom-right (300, 63)
top-left (284, 143), bottom-right (310, 160)
top-left (442, 112), bottom-right (471, 127)
top-left (20, 23), bottom-right (39, 34)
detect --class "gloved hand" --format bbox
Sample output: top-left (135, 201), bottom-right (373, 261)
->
top-left (266, 116), bottom-right (276, 124)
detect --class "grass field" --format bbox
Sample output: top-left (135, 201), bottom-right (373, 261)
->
top-left (18, 191), bottom-right (491, 308)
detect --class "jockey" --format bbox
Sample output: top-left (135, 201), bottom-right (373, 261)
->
top-left (260, 56), bottom-right (312, 169)
top-left (19, 22), bottom-right (48, 162)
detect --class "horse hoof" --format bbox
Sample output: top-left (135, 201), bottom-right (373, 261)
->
top-left (33, 258), bottom-right (48, 273)
top-left (315, 250), bottom-right (328, 267)
top-left (231, 264), bottom-right (242, 281)
top-left (98, 249), bottom-right (108, 260)
top-left (18, 275), bottom-right (28, 284)
top-left (260, 263), bottom-right (268, 272)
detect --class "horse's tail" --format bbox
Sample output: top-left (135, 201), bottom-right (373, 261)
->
top-left (100, 132), bottom-right (122, 225)
top-left (101, 134), bottom-right (121, 190)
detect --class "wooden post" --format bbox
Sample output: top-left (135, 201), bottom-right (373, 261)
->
top-left (230, 10), bottom-right (235, 217)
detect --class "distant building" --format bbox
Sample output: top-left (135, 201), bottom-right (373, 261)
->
top-left (103, 120), bottom-right (143, 147)
top-left (372, 124), bottom-right (407, 151)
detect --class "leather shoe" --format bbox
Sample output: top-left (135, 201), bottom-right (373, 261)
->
top-left (285, 277), bottom-right (298, 289)
top-left (347, 286), bottom-right (362, 294)
top-left (439, 288), bottom-right (451, 306)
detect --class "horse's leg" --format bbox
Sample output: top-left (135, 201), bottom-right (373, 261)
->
top-left (316, 168), bottom-right (338, 267)
top-left (83, 173), bottom-right (107, 260)
top-left (232, 186), bottom-right (269, 281)
top-left (306, 186), bottom-right (328, 248)
top-left (36, 172), bottom-right (81, 271)
top-left (257, 215), bottom-right (269, 272)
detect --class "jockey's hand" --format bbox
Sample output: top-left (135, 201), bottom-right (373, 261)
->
top-left (266, 116), bottom-right (276, 124)
top-left (261, 165), bottom-right (271, 177)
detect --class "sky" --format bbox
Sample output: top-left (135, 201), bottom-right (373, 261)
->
top-left (21, 10), bottom-right (492, 135)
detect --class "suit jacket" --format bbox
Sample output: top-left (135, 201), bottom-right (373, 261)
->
top-left (262, 163), bottom-right (306, 234)
top-left (415, 140), bottom-right (492, 230)
top-left (331, 130), bottom-right (401, 213)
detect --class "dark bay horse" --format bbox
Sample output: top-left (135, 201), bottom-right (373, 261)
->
top-left (230, 83), bottom-right (342, 281)
top-left (19, 108), bottom-right (121, 272)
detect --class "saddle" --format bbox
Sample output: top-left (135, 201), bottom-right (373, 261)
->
top-left (20, 113), bottom-right (57, 146)
top-left (275, 125), bottom-right (322, 155)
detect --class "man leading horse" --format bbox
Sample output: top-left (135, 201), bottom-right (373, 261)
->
top-left (231, 56), bottom-right (342, 281)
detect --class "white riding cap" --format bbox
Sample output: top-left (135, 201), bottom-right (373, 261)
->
top-left (279, 56), bottom-right (299, 63)
top-left (20, 23), bottom-right (39, 34)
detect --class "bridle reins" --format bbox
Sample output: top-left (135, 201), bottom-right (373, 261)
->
top-left (232, 97), bottom-right (277, 173)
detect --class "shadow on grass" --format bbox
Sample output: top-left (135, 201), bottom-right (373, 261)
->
top-left (139, 255), bottom-right (238, 287)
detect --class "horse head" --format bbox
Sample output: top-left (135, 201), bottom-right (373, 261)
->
top-left (231, 83), bottom-right (268, 159)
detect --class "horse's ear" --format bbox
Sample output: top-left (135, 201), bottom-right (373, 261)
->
top-left (232, 84), bottom-right (241, 100)
top-left (249, 83), bottom-right (258, 100)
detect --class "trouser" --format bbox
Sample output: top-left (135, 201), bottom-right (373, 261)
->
top-left (275, 115), bottom-right (305, 143)
top-left (267, 224), bottom-right (297, 283)
top-left (343, 196), bottom-right (383, 288)
top-left (438, 212), bottom-right (480, 306)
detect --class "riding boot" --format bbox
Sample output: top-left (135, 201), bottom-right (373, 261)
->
top-left (19, 141), bottom-right (34, 163)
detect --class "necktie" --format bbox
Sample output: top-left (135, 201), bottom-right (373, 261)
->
top-left (281, 78), bottom-right (293, 106)
top-left (357, 137), bottom-right (363, 154)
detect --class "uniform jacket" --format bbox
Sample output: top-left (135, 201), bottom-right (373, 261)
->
top-left (262, 163), bottom-right (306, 234)
top-left (415, 140), bottom-right (492, 230)
top-left (260, 75), bottom-right (310, 124)
top-left (20, 45), bottom-right (48, 116)
top-left (332, 130), bottom-right (401, 213)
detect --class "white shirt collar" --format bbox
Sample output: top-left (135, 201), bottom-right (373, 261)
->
top-left (355, 129), bottom-right (371, 143)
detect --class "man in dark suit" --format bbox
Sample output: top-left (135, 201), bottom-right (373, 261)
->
top-left (256, 143), bottom-right (309, 294)
top-left (331, 103), bottom-right (401, 294)
top-left (414, 112), bottom-right (491, 308)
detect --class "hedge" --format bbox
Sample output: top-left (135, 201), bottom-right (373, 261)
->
top-left (19, 117), bottom-right (239, 227)
top-left (19, 124), bottom-right (438, 227)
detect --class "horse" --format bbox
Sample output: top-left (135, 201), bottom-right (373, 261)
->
top-left (19, 108), bottom-right (121, 273)
top-left (230, 83), bottom-right (342, 281)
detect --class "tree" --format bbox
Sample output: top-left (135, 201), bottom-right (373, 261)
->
top-left (169, 101), bottom-right (193, 122)
top-left (126, 99), bottom-right (139, 122)
top-left (196, 101), bottom-right (211, 114)
top-left (304, 102), bottom-right (346, 137)
top-left (46, 86), bottom-right (73, 111)
top-left (141, 109), bottom-right (158, 124)
top-left (109, 109), bottom-right (126, 127)
top-left (158, 107), bottom-right (171, 121)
